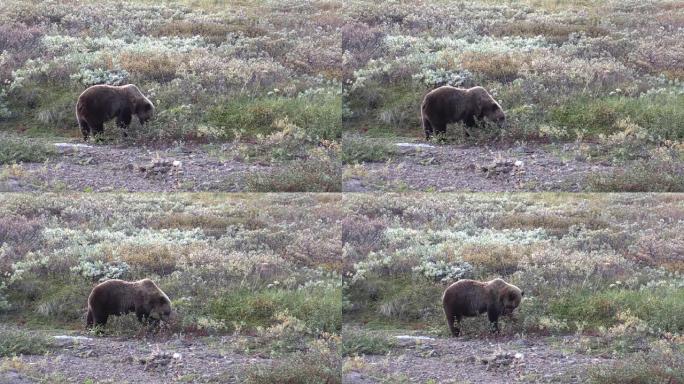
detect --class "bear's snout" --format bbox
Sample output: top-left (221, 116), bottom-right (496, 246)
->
top-left (493, 110), bottom-right (506, 127)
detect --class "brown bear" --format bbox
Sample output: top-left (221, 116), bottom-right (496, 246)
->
top-left (75, 84), bottom-right (154, 141)
top-left (421, 86), bottom-right (506, 140)
top-left (442, 278), bottom-right (523, 337)
top-left (86, 278), bottom-right (171, 327)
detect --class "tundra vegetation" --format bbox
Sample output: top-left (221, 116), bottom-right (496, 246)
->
top-left (342, 0), bottom-right (684, 192)
top-left (342, 193), bottom-right (684, 383)
top-left (0, 193), bottom-right (342, 383)
top-left (0, 0), bottom-right (342, 192)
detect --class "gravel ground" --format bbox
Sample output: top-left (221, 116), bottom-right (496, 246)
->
top-left (0, 330), bottom-right (271, 383)
top-left (0, 140), bottom-right (275, 192)
top-left (344, 330), bottom-right (610, 384)
top-left (343, 140), bottom-right (614, 192)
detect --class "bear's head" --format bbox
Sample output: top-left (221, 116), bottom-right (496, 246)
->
top-left (500, 285), bottom-right (523, 315)
top-left (135, 100), bottom-right (155, 124)
top-left (139, 279), bottom-right (172, 321)
top-left (470, 87), bottom-right (506, 127)
top-left (123, 84), bottom-right (155, 124)
top-left (481, 101), bottom-right (506, 127)
top-left (148, 294), bottom-right (172, 321)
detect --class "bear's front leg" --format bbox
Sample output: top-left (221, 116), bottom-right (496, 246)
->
top-left (487, 306), bottom-right (500, 334)
top-left (116, 108), bottom-right (132, 138)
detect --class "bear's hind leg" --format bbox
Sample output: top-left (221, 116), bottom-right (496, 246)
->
top-left (86, 309), bottom-right (94, 327)
top-left (423, 117), bottom-right (433, 140)
top-left (79, 119), bottom-right (90, 141)
top-left (445, 308), bottom-right (461, 337)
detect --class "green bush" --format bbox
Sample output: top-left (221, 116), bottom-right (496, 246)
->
top-left (245, 345), bottom-right (341, 384)
top-left (0, 327), bottom-right (53, 357)
top-left (345, 276), bottom-right (443, 326)
top-left (209, 286), bottom-right (342, 333)
top-left (208, 94), bottom-right (341, 141)
top-left (549, 286), bottom-right (684, 332)
top-left (587, 160), bottom-right (684, 192)
top-left (0, 135), bottom-right (55, 164)
top-left (341, 135), bottom-right (396, 164)
top-left (341, 330), bottom-right (395, 356)
top-left (34, 282), bottom-right (91, 323)
top-left (246, 157), bottom-right (341, 192)
top-left (549, 93), bottom-right (684, 140)
top-left (589, 346), bottom-right (684, 384)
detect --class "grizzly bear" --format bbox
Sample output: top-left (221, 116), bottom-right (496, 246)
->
top-left (421, 86), bottom-right (506, 140)
top-left (442, 278), bottom-right (523, 337)
top-left (76, 84), bottom-right (154, 141)
top-left (86, 278), bottom-right (171, 327)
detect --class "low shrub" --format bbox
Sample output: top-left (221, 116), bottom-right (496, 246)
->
top-left (341, 135), bottom-right (396, 164)
top-left (246, 157), bottom-right (341, 192)
top-left (549, 286), bottom-right (684, 333)
top-left (0, 327), bottom-right (53, 357)
top-left (341, 330), bottom-right (395, 356)
top-left (549, 93), bottom-right (684, 140)
top-left (0, 136), bottom-right (56, 164)
top-left (589, 345), bottom-right (684, 384)
top-left (245, 340), bottom-right (341, 384)
top-left (119, 52), bottom-right (180, 83)
top-left (208, 93), bottom-right (341, 141)
top-left (490, 21), bottom-right (608, 44)
top-left (460, 52), bottom-right (523, 83)
top-left (587, 159), bottom-right (684, 192)
top-left (208, 285), bottom-right (341, 333)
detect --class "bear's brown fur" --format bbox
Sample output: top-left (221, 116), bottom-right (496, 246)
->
top-left (76, 84), bottom-right (154, 141)
top-left (442, 278), bottom-right (523, 337)
top-left (86, 278), bottom-right (171, 327)
top-left (421, 86), bottom-right (506, 140)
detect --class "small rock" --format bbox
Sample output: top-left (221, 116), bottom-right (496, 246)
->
top-left (137, 156), bottom-right (183, 178)
top-left (395, 335), bottom-right (435, 341)
top-left (481, 158), bottom-right (525, 177)
top-left (54, 335), bottom-right (93, 342)
top-left (141, 350), bottom-right (177, 370)
top-left (464, 355), bottom-right (477, 363)
top-left (396, 143), bottom-right (435, 149)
